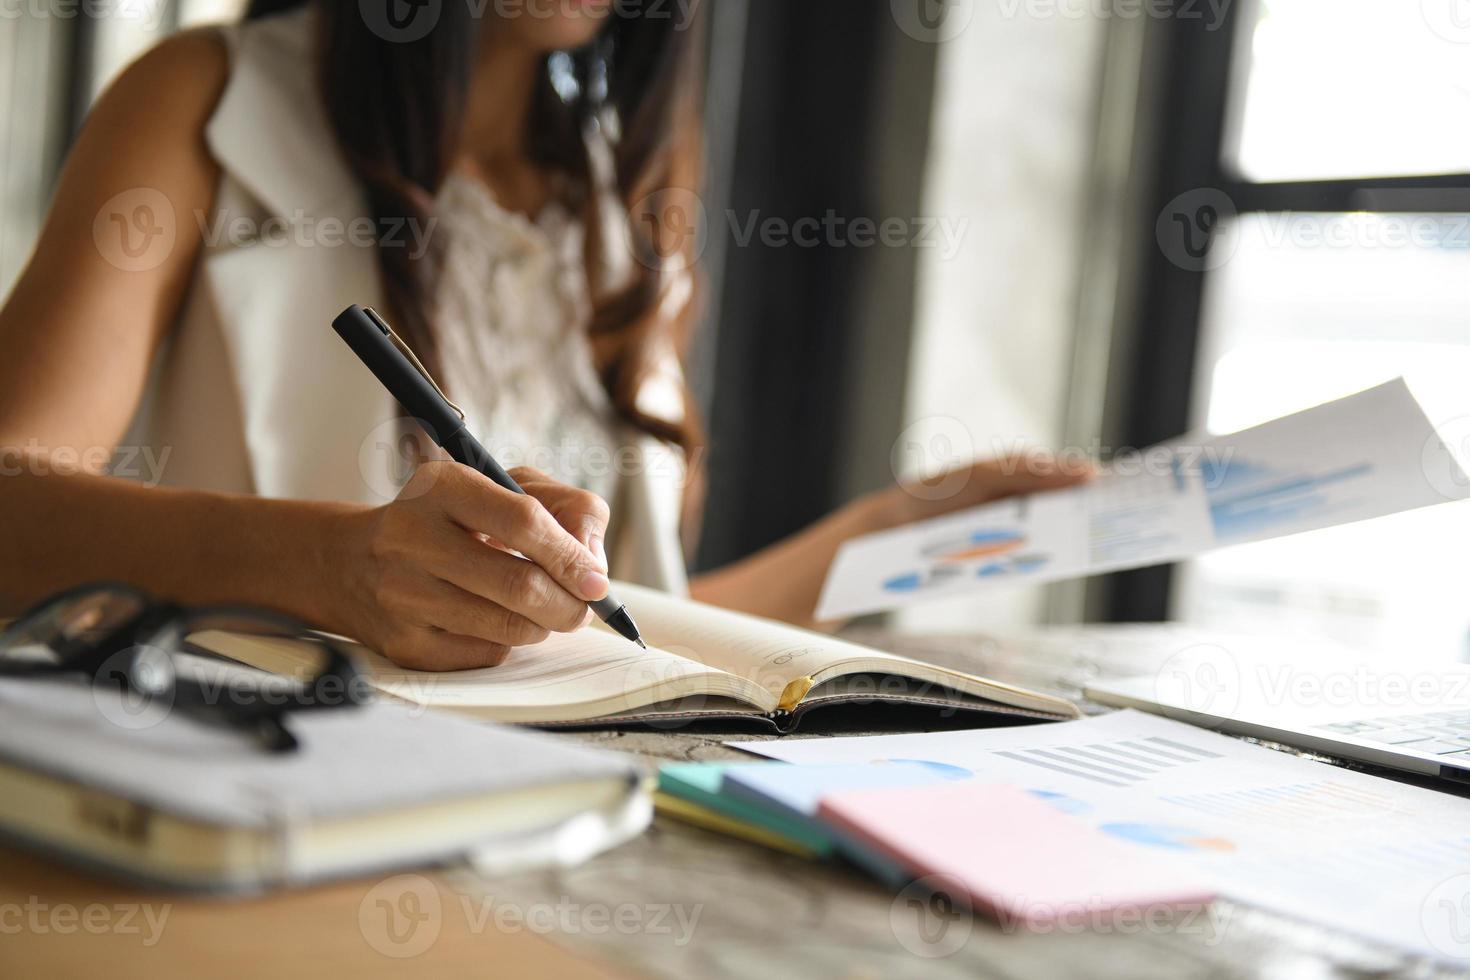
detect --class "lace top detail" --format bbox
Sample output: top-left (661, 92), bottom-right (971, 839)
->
top-left (433, 174), bottom-right (622, 504)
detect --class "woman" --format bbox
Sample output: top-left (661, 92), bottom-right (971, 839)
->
top-left (0, 0), bottom-right (1083, 669)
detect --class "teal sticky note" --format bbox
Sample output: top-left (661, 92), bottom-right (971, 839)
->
top-left (657, 763), bottom-right (834, 855)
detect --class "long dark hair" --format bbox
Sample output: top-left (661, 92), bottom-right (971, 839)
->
top-left (245, 0), bottom-right (706, 463)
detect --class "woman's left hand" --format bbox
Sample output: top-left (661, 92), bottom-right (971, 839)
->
top-left (860, 452), bottom-right (1095, 534)
top-left (689, 450), bottom-right (1093, 628)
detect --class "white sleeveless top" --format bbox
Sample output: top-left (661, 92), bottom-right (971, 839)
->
top-left (435, 175), bottom-right (619, 503)
top-left (131, 9), bottom-right (690, 593)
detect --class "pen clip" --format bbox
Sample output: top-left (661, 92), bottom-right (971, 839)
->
top-left (364, 307), bottom-right (465, 422)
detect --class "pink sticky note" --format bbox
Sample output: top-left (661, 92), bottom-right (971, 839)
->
top-left (818, 782), bottom-right (1215, 926)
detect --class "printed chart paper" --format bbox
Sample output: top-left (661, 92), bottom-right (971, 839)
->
top-left (818, 379), bottom-right (1469, 620)
top-left (731, 710), bottom-right (1470, 962)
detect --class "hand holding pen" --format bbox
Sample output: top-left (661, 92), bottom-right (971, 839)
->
top-left (328, 305), bottom-right (645, 670)
top-left (334, 459), bottom-right (619, 670)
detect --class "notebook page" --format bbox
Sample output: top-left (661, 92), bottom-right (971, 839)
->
top-left (191, 628), bottom-right (775, 722)
top-left (614, 584), bottom-right (1079, 716)
top-left (613, 584), bottom-right (924, 699)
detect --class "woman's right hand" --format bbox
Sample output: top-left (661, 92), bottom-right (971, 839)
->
top-left (334, 461), bottom-right (613, 670)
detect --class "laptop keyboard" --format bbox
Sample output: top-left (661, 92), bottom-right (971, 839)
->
top-left (1317, 711), bottom-right (1470, 756)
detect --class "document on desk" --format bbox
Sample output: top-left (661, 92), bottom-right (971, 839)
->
top-left (818, 378), bottom-right (1470, 620)
top-left (731, 710), bottom-right (1470, 961)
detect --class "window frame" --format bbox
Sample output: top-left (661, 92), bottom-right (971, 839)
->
top-left (1099, 0), bottom-right (1470, 622)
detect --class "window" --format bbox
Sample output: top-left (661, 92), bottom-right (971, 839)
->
top-left (0, 16), bottom-right (68, 296)
top-left (1229, 0), bottom-right (1470, 181)
top-left (1142, 0), bottom-right (1470, 662)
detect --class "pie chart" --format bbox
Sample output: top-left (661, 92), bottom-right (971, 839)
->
top-left (1099, 822), bottom-right (1236, 853)
top-left (921, 529), bottom-right (1025, 562)
top-left (883, 528), bottom-right (1049, 593)
top-left (1028, 790), bottom-right (1092, 816)
top-left (876, 759), bottom-right (974, 780)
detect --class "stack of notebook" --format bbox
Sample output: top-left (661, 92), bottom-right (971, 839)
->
top-left (0, 675), bottom-right (651, 893)
top-left (657, 761), bottom-right (1215, 925)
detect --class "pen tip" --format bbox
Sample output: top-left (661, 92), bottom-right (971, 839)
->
top-left (636, 638), bottom-right (647, 650)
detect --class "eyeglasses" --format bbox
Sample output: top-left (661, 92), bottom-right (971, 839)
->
top-left (0, 582), bottom-right (368, 752)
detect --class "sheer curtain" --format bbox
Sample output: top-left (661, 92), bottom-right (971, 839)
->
top-left (896, 3), bottom-right (1106, 632)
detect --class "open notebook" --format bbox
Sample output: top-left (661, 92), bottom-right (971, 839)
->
top-left (194, 584), bottom-right (1078, 731)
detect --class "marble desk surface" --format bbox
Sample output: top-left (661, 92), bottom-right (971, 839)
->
top-left (447, 625), bottom-right (1470, 980)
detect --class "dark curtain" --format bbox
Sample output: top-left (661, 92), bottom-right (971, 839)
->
top-left (694, 1), bottom-right (922, 571)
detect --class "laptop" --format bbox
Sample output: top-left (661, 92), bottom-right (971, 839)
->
top-left (1084, 644), bottom-right (1470, 783)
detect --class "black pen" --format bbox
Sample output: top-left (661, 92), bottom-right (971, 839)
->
top-left (332, 304), bottom-right (647, 649)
